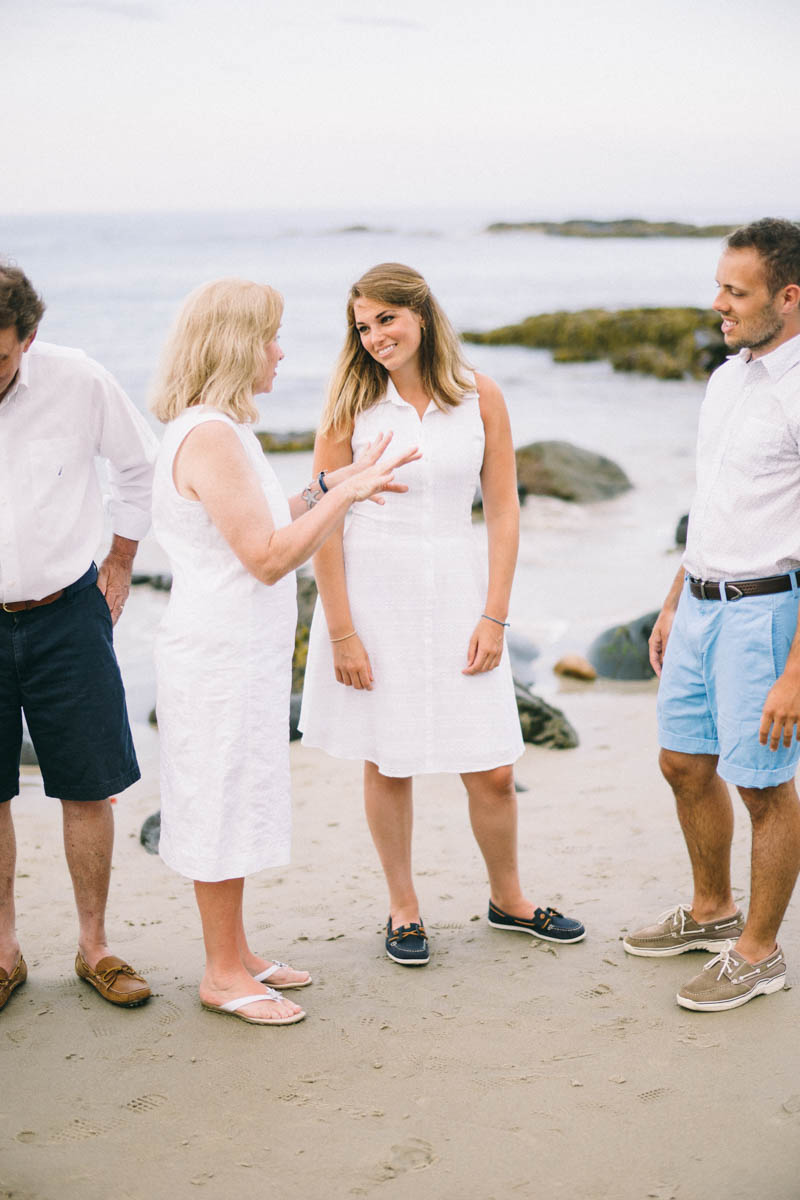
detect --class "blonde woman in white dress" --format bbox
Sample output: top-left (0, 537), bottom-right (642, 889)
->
top-left (300, 263), bottom-right (585, 965)
top-left (150, 278), bottom-right (419, 1023)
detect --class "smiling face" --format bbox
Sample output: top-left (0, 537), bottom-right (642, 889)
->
top-left (253, 335), bottom-right (284, 394)
top-left (0, 326), bottom-right (35, 401)
top-left (352, 297), bottom-right (423, 374)
top-left (713, 248), bottom-right (787, 357)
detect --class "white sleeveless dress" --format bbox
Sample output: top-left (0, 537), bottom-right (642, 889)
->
top-left (299, 380), bottom-right (523, 777)
top-left (152, 407), bottom-right (297, 881)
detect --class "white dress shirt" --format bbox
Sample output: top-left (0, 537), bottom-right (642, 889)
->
top-left (0, 340), bottom-right (158, 603)
top-left (684, 332), bottom-right (800, 581)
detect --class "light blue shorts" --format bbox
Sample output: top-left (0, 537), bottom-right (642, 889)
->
top-left (657, 578), bottom-right (800, 789)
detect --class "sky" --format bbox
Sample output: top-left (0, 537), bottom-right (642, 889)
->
top-left (4, 0), bottom-right (800, 219)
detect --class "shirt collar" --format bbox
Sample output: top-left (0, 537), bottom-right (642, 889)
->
top-left (738, 331), bottom-right (800, 382)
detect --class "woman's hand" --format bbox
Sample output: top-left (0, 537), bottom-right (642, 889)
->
top-left (324, 433), bottom-right (421, 505)
top-left (333, 633), bottom-right (374, 690)
top-left (462, 617), bottom-right (505, 675)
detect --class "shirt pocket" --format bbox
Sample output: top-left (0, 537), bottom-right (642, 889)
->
top-left (27, 436), bottom-right (83, 508)
top-left (725, 417), bottom-right (787, 477)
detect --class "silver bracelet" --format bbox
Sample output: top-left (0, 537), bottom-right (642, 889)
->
top-left (302, 482), bottom-right (323, 509)
top-left (481, 613), bottom-right (510, 627)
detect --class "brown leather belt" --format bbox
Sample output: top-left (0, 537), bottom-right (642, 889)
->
top-left (2, 589), bottom-right (65, 613)
top-left (688, 572), bottom-right (798, 601)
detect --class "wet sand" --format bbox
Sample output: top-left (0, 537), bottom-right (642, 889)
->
top-left (2, 681), bottom-right (799, 1200)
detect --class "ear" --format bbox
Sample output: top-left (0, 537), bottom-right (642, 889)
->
top-left (780, 284), bottom-right (800, 312)
top-left (22, 328), bottom-right (37, 352)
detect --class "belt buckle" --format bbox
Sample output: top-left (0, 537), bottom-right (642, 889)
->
top-left (1, 602), bottom-right (17, 613)
top-left (726, 584), bottom-right (744, 601)
top-left (699, 579), bottom-right (708, 600)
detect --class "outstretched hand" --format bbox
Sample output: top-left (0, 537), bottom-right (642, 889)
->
top-left (325, 433), bottom-right (422, 505)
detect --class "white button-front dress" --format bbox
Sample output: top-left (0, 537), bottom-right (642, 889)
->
top-left (153, 407), bottom-right (297, 882)
top-left (299, 380), bottom-right (523, 777)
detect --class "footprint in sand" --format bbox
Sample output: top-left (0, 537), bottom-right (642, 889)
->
top-left (374, 1137), bottom-right (435, 1181)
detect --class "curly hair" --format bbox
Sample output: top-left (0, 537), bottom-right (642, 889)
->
top-left (726, 218), bottom-right (800, 296)
top-left (0, 265), bottom-right (46, 340)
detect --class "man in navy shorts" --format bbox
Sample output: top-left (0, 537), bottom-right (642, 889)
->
top-left (0, 265), bottom-right (158, 1011)
top-left (623, 219), bottom-right (800, 1011)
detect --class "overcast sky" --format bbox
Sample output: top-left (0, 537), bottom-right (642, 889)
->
top-left (4, 0), bottom-right (799, 219)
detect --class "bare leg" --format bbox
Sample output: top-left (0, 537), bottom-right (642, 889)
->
top-left (462, 765), bottom-right (533, 918)
top-left (0, 802), bottom-right (21, 973)
top-left (658, 750), bottom-right (738, 922)
top-left (235, 898), bottom-right (310, 987)
top-left (736, 779), bottom-right (800, 963)
top-left (61, 798), bottom-right (114, 968)
top-left (363, 762), bottom-right (420, 927)
top-left (194, 878), bottom-right (303, 1021)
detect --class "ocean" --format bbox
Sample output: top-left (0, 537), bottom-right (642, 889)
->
top-left (2, 210), bottom-right (717, 718)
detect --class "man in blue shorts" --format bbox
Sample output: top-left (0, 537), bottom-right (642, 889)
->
top-left (0, 265), bottom-right (158, 1011)
top-left (624, 219), bottom-right (800, 1011)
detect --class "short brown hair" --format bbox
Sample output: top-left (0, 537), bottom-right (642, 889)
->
top-left (726, 218), bottom-right (800, 296)
top-left (0, 265), bottom-right (46, 340)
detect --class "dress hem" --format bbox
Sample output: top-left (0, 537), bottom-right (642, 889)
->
top-left (299, 733), bottom-right (524, 778)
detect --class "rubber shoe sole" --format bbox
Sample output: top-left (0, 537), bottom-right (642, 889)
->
top-left (386, 946), bottom-right (429, 966)
top-left (677, 972), bottom-right (786, 1011)
top-left (489, 918), bottom-right (585, 944)
top-left (623, 937), bottom-right (735, 958)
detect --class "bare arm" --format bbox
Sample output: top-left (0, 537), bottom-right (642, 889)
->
top-left (648, 564), bottom-right (686, 677)
top-left (309, 429), bottom-right (377, 689)
top-left (463, 373), bottom-right (519, 675)
top-left (173, 421), bottom-right (414, 587)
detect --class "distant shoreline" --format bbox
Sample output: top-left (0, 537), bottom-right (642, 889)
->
top-left (485, 218), bottom-right (738, 238)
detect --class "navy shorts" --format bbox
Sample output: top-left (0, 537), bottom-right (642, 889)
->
top-left (0, 564), bottom-right (140, 803)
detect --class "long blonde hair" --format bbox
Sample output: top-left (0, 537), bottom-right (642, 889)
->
top-left (319, 263), bottom-right (473, 437)
top-left (150, 278), bottom-right (283, 424)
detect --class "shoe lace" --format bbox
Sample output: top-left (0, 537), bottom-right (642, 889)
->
top-left (655, 903), bottom-right (692, 932)
top-left (97, 962), bottom-right (143, 984)
top-left (388, 923), bottom-right (427, 943)
top-left (703, 940), bottom-right (736, 980)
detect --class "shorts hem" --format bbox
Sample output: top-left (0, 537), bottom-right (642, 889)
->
top-left (42, 766), bottom-right (141, 803)
top-left (716, 760), bottom-right (799, 789)
top-left (658, 731), bottom-right (719, 757)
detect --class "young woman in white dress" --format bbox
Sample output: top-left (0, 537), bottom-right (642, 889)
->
top-left (150, 278), bottom-right (419, 1023)
top-left (300, 263), bottom-right (585, 965)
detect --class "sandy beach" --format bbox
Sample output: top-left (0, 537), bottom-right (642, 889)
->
top-left (3, 670), bottom-right (799, 1200)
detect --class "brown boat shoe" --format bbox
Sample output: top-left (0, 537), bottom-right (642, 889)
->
top-left (75, 951), bottom-right (151, 1007)
top-left (0, 955), bottom-right (27, 1011)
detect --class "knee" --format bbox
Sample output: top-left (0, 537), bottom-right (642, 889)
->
top-left (472, 765), bottom-right (515, 802)
top-left (658, 749), bottom-right (715, 793)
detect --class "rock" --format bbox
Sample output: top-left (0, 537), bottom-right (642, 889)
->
top-left (514, 680), bottom-right (579, 748)
top-left (255, 430), bottom-right (316, 453)
top-left (587, 612), bottom-right (659, 680)
top-left (553, 655), bottom-right (596, 681)
top-left (20, 733), bottom-right (38, 766)
top-left (293, 573), bottom-right (318, 693)
top-left (290, 693), bottom-right (302, 742)
top-left (515, 441), bottom-right (632, 503)
top-left (675, 513), bottom-right (689, 546)
top-left (507, 630), bottom-right (539, 686)
top-left (131, 573), bottom-right (172, 591)
top-left (148, 707), bottom-right (158, 727)
top-left (140, 812), bottom-right (161, 855)
top-left (463, 306), bottom-right (727, 379)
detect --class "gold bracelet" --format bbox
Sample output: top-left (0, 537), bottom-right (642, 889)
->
top-left (330, 630), bottom-right (356, 643)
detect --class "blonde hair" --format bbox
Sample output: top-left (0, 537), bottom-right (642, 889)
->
top-left (319, 262), bottom-right (473, 437)
top-left (150, 278), bottom-right (283, 424)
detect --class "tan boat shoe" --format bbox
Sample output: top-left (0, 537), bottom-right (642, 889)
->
top-left (0, 955), bottom-right (27, 1011)
top-left (75, 951), bottom-right (151, 1007)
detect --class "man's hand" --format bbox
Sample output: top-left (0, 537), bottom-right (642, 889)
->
top-left (97, 535), bottom-right (138, 625)
top-left (648, 607), bottom-right (676, 677)
top-left (759, 670), bottom-right (800, 749)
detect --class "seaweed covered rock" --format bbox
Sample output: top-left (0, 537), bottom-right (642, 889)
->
top-left (515, 441), bottom-right (632, 503)
top-left (140, 812), bottom-right (161, 855)
top-left (463, 307), bottom-right (727, 379)
top-left (515, 681), bottom-right (579, 749)
top-left (587, 612), bottom-right (659, 680)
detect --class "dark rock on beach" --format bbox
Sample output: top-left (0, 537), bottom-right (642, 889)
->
top-left (515, 441), bottom-right (632, 503)
top-left (515, 681), bottom-right (579, 749)
top-left (587, 612), bottom-right (659, 681)
top-left (131, 572), bottom-right (172, 591)
top-left (463, 307), bottom-right (727, 380)
top-left (675, 513), bottom-right (689, 547)
top-left (140, 811), bottom-right (161, 855)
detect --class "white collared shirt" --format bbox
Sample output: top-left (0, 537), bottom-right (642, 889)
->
top-left (684, 332), bottom-right (800, 581)
top-left (0, 340), bottom-right (158, 602)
